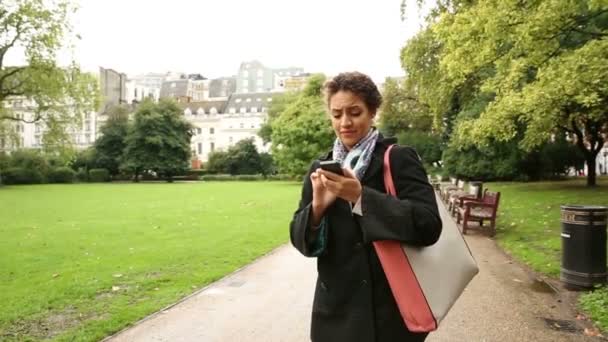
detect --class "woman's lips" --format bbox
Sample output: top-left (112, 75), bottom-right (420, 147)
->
top-left (341, 131), bottom-right (356, 136)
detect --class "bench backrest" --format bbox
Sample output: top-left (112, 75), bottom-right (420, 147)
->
top-left (457, 180), bottom-right (466, 190)
top-left (468, 183), bottom-right (482, 198)
top-left (482, 191), bottom-right (501, 208)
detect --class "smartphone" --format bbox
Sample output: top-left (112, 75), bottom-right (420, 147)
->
top-left (319, 160), bottom-right (344, 176)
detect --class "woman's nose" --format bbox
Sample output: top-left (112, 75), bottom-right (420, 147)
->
top-left (340, 115), bottom-right (352, 127)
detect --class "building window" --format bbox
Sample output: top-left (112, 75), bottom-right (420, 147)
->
top-left (251, 123), bottom-right (255, 128)
top-left (251, 107), bottom-right (257, 113)
top-left (171, 82), bottom-right (176, 88)
top-left (229, 107), bottom-right (236, 114)
top-left (261, 107), bottom-right (267, 112)
top-left (236, 98), bottom-right (242, 103)
top-left (197, 127), bottom-right (202, 134)
top-left (257, 70), bottom-right (263, 77)
top-left (197, 108), bottom-right (205, 115)
top-left (229, 136), bottom-right (233, 144)
top-left (256, 98), bottom-right (262, 102)
top-left (246, 98), bottom-right (252, 102)
top-left (240, 107), bottom-right (247, 114)
top-left (210, 142), bottom-right (215, 152)
top-left (240, 123), bottom-right (244, 128)
top-left (85, 134), bottom-right (91, 144)
top-left (210, 107), bottom-right (218, 114)
top-left (210, 127), bottom-right (215, 134)
top-left (197, 143), bottom-right (202, 155)
top-left (267, 98), bottom-right (272, 102)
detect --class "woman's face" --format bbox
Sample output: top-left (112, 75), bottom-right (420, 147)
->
top-left (328, 90), bottom-right (375, 150)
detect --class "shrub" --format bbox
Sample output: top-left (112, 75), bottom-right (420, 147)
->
top-left (76, 168), bottom-right (89, 182)
top-left (89, 168), bottom-right (110, 182)
top-left (48, 167), bottom-right (75, 183)
top-left (1, 167), bottom-right (44, 185)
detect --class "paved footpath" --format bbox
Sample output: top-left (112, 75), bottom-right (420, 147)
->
top-left (105, 199), bottom-right (603, 342)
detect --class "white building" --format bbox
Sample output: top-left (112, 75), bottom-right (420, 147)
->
top-left (181, 92), bottom-right (272, 164)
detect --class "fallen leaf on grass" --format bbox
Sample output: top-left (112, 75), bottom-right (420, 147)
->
top-left (52, 273), bottom-right (60, 278)
top-left (112, 286), bottom-right (121, 292)
top-left (584, 328), bottom-right (603, 337)
top-left (113, 274), bottom-right (123, 278)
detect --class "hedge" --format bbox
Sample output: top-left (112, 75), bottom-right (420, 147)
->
top-left (89, 168), bottom-right (110, 182)
top-left (48, 167), bottom-right (75, 183)
top-left (1, 167), bottom-right (44, 185)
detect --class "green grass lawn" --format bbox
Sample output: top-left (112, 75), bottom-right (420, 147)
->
top-left (0, 182), bottom-right (301, 341)
top-left (486, 176), bottom-right (608, 331)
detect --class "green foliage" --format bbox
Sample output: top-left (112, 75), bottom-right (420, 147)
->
top-left (0, 152), bottom-right (10, 171)
top-left (94, 105), bottom-right (131, 176)
top-left (0, 1), bottom-right (100, 149)
top-left (121, 99), bottom-right (193, 182)
top-left (402, 0), bottom-right (608, 186)
top-left (206, 139), bottom-right (271, 175)
top-left (259, 91), bottom-right (299, 144)
top-left (47, 167), bottom-right (75, 183)
top-left (89, 168), bottom-right (110, 182)
top-left (580, 286), bottom-right (608, 332)
top-left (71, 147), bottom-right (97, 172)
top-left (1, 167), bottom-right (43, 184)
top-left (75, 168), bottom-right (88, 182)
top-left (396, 131), bottom-right (442, 166)
top-left (270, 75), bottom-right (335, 177)
top-left (8, 149), bottom-right (49, 178)
top-left (379, 77), bottom-right (433, 136)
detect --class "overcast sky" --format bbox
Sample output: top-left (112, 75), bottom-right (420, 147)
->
top-left (13, 0), bottom-right (432, 83)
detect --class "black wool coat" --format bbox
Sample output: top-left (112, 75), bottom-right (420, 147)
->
top-left (290, 135), bottom-right (443, 342)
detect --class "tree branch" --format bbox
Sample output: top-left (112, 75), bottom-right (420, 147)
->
top-left (0, 15), bottom-right (24, 70)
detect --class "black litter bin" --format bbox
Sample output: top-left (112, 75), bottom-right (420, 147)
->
top-left (560, 205), bottom-right (608, 289)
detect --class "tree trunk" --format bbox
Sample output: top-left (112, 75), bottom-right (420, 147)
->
top-left (586, 154), bottom-right (597, 187)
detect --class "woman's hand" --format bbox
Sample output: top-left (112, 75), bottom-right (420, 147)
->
top-left (318, 168), bottom-right (362, 204)
top-left (310, 169), bottom-right (338, 226)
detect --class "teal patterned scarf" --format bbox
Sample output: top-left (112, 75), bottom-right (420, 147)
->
top-left (332, 128), bottom-right (379, 180)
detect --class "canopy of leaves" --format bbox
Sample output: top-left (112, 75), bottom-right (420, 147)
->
top-left (121, 99), bottom-right (193, 181)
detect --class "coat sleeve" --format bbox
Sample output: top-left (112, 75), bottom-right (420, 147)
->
top-left (356, 146), bottom-right (442, 246)
top-left (289, 161), bottom-right (328, 257)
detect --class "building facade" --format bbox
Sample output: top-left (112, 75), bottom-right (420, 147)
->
top-left (181, 92), bottom-right (272, 164)
top-left (0, 97), bottom-right (98, 152)
top-left (99, 67), bottom-right (127, 112)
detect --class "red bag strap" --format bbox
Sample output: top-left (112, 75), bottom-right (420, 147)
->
top-left (383, 144), bottom-right (397, 196)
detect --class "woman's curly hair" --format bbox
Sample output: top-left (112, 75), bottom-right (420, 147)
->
top-left (324, 72), bottom-right (382, 113)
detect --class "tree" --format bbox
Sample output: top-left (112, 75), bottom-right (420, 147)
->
top-left (93, 105), bottom-right (130, 176)
top-left (0, 1), bottom-right (100, 145)
top-left (206, 138), bottom-right (274, 176)
top-left (121, 99), bottom-right (193, 182)
top-left (258, 91), bottom-right (298, 144)
top-left (379, 77), bottom-right (433, 136)
top-left (270, 74), bottom-right (335, 177)
top-left (404, 0), bottom-right (608, 186)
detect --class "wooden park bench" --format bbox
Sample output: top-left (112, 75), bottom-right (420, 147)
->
top-left (447, 182), bottom-right (483, 216)
top-left (441, 179), bottom-right (465, 203)
top-left (456, 190), bottom-right (501, 236)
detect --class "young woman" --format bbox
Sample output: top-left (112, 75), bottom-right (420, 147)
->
top-left (290, 72), bottom-right (442, 342)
